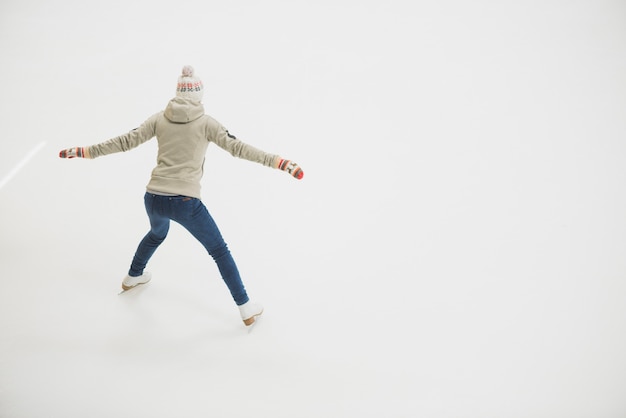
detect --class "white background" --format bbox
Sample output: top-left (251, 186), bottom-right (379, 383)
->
top-left (1, 1), bottom-right (626, 417)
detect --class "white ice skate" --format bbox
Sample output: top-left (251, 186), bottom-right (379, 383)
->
top-left (119, 271), bottom-right (152, 294)
top-left (238, 301), bottom-right (263, 327)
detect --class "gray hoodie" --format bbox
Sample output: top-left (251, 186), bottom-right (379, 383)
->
top-left (88, 97), bottom-right (279, 198)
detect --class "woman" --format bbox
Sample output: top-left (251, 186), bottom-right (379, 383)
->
top-left (59, 66), bottom-right (303, 326)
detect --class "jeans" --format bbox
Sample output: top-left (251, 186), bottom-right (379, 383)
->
top-left (128, 193), bottom-right (249, 306)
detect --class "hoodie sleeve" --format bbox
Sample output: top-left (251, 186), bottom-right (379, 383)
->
top-left (87, 113), bottom-right (160, 159)
top-left (210, 124), bottom-right (280, 168)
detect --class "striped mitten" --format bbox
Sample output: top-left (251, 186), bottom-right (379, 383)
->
top-left (59, 147), bottom-right (88, 159)
top-left (277, 159), bottom-right (304, 180)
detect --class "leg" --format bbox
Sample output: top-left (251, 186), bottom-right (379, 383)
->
top-left (128, 193), bottom-right (171, 277)
top-left (173, 197), bottom-right (249, 305)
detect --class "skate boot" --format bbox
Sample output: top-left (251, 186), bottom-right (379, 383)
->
top-left (121, 271), bottom-right (152, 291)
top-left (238, 301), bottom-right (263, 326)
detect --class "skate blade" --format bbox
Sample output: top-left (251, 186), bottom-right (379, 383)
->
top-left (118, 282), bottom-right (148, 295)
top-left (244, 313), bottom-right (263, 333)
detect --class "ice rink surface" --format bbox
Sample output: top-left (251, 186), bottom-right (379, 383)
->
top-left (1, 1), bottom-right (626, 417)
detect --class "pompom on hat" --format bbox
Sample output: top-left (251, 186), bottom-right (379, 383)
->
top-left (176, 65), bottom-right (204, 102)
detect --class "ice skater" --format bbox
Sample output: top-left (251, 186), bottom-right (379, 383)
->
top-left (59, 65), bottom-right (304, 326)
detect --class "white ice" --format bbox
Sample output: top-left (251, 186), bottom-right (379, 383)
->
top-left (1, 1), bottom-right (626, 417)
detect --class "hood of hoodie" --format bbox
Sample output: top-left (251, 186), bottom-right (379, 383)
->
top-left (164, 97), bottom-right (205, 123)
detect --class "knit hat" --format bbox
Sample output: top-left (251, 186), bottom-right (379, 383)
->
top-left (176, 65), bottom-right (204, 102)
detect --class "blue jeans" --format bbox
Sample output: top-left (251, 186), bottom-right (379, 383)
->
top-left (128, 193), bottom-right (249, 306)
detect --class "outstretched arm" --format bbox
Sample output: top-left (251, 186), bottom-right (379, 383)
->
top-left (59, 113), bottom-right (159, 160)
top-left (212, 126), bottom-right (304, 180)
